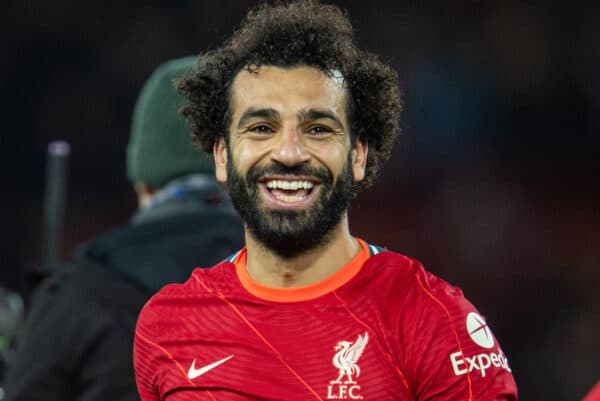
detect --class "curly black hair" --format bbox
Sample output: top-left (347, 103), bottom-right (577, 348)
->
top-left (178, 0), bottom-right (401, 188)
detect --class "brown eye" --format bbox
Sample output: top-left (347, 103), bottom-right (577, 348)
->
top-left (249, 124), bottom-right (274, 134)
top-left (307, 125), bottom-right (332, 135)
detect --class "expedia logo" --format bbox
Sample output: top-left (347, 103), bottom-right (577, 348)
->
top-left (466, 312), bottom-right (494, 349)
top-left (450, 350), bottom-right (511, 377)
top-left (449, 312), bottom-right (512, 378)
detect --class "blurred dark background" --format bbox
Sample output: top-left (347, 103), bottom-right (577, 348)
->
top-left (1, 1), bottom-right (598, 400)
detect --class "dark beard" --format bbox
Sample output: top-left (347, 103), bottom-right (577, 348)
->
top-left (226, 157), bottom-right (356, 258)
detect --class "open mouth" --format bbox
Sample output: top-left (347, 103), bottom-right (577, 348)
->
top-left (259, 177), bottom-right (320, 208)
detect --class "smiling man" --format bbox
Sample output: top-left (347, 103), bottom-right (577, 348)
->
top-left (134, 1), bottom-right (518, 400)
top-left (222, 65), bottom-right (363, 274)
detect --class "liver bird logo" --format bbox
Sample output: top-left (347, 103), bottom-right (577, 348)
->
top-left (330, 332), bottom-right (369, 384)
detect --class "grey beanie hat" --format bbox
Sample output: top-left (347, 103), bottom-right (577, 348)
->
top-left (126, 56), bottom-right (213, 188)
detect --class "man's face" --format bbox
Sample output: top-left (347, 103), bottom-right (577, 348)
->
top-left (214, 65), bottom-right (367, 257)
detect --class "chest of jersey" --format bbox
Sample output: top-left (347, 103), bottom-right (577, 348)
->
top-left (157, 295), bottom-right (410, 400)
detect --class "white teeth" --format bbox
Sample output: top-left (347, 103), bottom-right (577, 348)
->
top-left (265, 180), bottom-right (314, 190)
top-left (275, 193), bottom-right (305, 203)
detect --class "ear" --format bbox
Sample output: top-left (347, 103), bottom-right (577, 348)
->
top-left (351, 139), bottom-right (368, 182)
top-left (213, 136), bottom-right (228, 183)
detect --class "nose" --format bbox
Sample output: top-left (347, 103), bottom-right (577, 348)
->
top-left (270, 128), bottom-right (310, 167)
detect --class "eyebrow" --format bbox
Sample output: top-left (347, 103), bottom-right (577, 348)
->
top-left (298, 109), bottom-right (344, 129)
top-left (236, 108), bottom-right (280, 129)
top-left (236, 107), bottom-right (345, 130)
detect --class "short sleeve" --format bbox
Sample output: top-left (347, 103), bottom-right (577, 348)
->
top-left (406, 262), bottom-right (518, 401)
top-left (134, 300), bottom-right (163, 401)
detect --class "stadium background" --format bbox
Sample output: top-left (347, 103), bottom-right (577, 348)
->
top-left (1, 1), bottom-right (598, 400)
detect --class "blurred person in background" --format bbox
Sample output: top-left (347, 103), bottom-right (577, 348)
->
top-left (2, 56), bottom-right (243, 401)
top-left (133, 1), bottom-right (517, 400)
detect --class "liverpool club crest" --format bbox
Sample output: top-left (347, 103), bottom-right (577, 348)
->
top-left (327, 332), bottom-right (369, 399)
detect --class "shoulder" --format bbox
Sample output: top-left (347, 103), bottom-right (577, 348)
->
top-left (356, 248), bottom-right (490, 358)
top-left (346, 248), bottom-right (473, 339)
top-left (159, 260), bottom-right (237, 297)
top-left (38, 261), bottom-right (149, 311)
top-left (364, 249), bottom-right (480, 333)
top-left (133, 260), bottom-right (237, 388)
top-left (15, 264), bottom-right (138, 365)
top-left (29, 263), bottom-right (112, 307)
top-left (137, 261), bottom-right (235, 329)
top-left (365, 249), bottom-right (517, 399)
top-left (358, 249), bottom-right (464, 303)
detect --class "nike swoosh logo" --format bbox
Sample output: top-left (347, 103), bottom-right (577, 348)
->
top-left (187, 355), bottom-right (234, 380)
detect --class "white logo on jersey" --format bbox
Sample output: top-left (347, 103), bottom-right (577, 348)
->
top-left (449, 313), bottom-right (511, 378)
top-left (466, 312), bottom-right (495, 349)
top-left (187, 355), bottom-right (234, 380)
top-left (450, 350), bottom-right (511, 378)
top-left (327, 332), bottom-right (368, 400)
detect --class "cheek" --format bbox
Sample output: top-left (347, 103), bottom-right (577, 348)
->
top-left (231, 139), bottom-right (271, 172)
top-left (307, 143), bottom-right (350, 175)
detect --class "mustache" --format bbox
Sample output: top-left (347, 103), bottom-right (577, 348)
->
top-left (246, 163), bottom-right (333, 185)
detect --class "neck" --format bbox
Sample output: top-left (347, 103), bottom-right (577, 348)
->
top-left (243, 215), bottom-right (360, 288)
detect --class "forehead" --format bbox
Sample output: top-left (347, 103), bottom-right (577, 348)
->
top-left (229, 65), bottom-right (348, 119)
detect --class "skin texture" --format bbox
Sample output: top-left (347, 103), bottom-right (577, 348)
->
top-left (213, 65), bottom-right (368, 288)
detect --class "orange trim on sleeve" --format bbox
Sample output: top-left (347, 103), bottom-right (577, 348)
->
top-left (234, 238), bottom-right (370, 302)
top-left (413, 261), bottom-right (473, 401)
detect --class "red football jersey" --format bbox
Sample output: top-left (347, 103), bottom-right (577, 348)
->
top-left (134, 239), bottom-right (517, 400)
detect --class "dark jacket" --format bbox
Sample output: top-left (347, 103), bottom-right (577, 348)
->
top-left (3, 179), bottom-right (243, 401)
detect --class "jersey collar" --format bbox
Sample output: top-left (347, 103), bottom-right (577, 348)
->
top-left (233, 238), bottom-right (371, 302)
